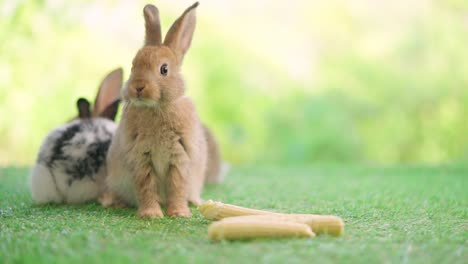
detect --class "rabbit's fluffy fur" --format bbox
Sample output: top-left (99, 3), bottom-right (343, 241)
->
top-left (30, 118), bottom-right (116, 203)
top-left (30, 68), bottom-right (122, 204)
top-left (103, 2), bottom-right (222, 218)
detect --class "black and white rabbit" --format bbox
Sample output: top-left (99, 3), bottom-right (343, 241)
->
top-left (30, 68), bottom-right (123, 204)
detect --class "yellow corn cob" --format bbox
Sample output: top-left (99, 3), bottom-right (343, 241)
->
top-left (198, 200), bottom-right (270, 220)
top-left (214, 214), bottom-right (344, 237)
top-left (198, 200), bottom-right (344, 236)
top-left (208, 218), bottom-right (315, 241)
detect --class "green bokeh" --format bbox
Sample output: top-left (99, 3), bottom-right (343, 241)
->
top-left (1, 1), bottom-right (467, 165)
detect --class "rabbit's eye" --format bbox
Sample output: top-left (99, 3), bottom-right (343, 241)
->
top-left (160, 64), bottom-right (168, 76)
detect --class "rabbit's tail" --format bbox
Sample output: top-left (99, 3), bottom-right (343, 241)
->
top-left (205, 161), bottom-right (230, 184)
top-left (203, 124), bottom-right (230, 184)
top-left (30, 164), bottom-right (64, 204)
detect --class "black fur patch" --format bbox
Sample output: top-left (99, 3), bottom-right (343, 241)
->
top-left (65, 140), bottom-right (111, 183)
top-left (45, 122), bottom-right (113, 186)
top-left (47, 123), bottom-right (82, 166)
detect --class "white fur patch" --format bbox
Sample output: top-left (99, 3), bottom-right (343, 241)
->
top-left (29, 164), bottom-right (62, 204)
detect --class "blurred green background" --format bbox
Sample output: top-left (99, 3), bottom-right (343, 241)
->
top-left (1, 0), bottom-right (467, 166)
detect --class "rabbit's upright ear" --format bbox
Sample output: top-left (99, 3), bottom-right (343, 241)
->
top-left (143, 4), bottom-right (162, 46)
top-left (163, 2), bottom-right (199, 62)
top-left (77, 98), bottom-right (91, 119)
top-left (93, 68), bottom-right (123, 120)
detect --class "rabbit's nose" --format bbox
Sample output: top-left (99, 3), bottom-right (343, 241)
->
top-left (135, 86), bottom-right (145, 92)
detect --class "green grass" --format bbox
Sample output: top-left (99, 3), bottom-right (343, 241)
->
top-left (0, 166), bottom-right (466, 263)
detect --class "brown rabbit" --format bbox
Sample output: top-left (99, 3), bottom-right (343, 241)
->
top-left (101, 2), bottom-right (223, 218)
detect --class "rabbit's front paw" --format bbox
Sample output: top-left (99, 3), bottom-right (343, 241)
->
top-left (138, 205), bottom-right (164, 218)
top-left (99, 191), bottom-right (119, 208)
top-left (167, 203), bottom-right (191, 218)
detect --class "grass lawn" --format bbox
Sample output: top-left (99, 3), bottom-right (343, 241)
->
top-left (0, 165), bottom-right (466, 263)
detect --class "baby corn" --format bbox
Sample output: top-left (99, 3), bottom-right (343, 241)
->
top-left (215, 214), bottom-right (344, 237)
top-left (208, 218), bottom-right (315, 241)
top-left (199, 200), bottom-right (344, 236)
top-left (198, 200), bottom-right (272, 220)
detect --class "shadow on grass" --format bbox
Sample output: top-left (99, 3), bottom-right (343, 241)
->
top-left (25, 201), bottom-right (211, 223)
